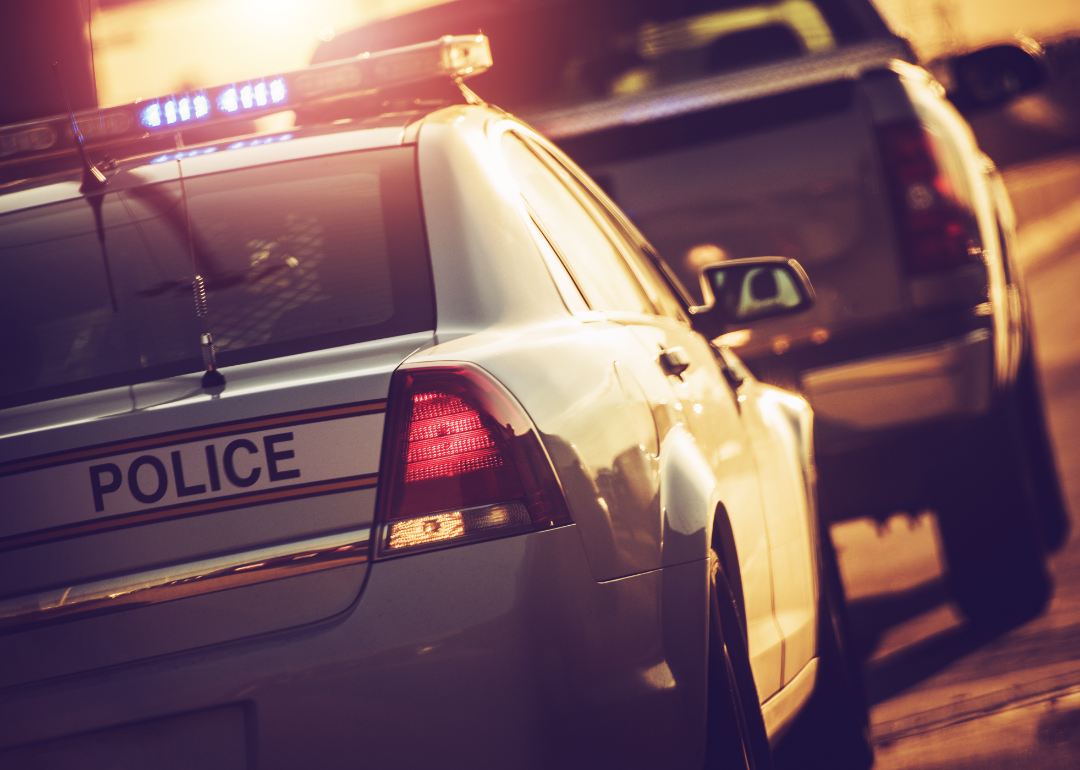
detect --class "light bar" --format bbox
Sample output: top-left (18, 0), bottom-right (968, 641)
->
top-left (139, 90), bottom-right (216, 129)
top-left (0, 110), bottom-right (133, 159)
top-left (0, 35), bottom-right (492, 165)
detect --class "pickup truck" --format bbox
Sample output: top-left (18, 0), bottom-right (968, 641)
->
top-left (314, 0), bottom-right (1064, 627)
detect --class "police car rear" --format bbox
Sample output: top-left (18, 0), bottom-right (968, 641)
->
top-left (0, 33), bottom-right (851, 770)
top-left (0, 38), bottom-right (575, 767)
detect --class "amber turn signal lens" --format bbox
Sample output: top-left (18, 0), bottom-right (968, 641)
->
top-left (383, 502), bottom-right (532, 554)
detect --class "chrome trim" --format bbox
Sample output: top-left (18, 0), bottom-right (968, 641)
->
top-left (0, 527), bottom-right (370, 633)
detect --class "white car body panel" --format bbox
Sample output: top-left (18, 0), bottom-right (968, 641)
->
top-left (416, 108), bottom-right (571, 338)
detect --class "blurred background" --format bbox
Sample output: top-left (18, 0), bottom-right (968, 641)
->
top-left (876, 0), bottom-right (1080, 58)
top-left (0, 0), bottom-right (445, 127)
top-left (4, 0), bottom-right (1079, 169)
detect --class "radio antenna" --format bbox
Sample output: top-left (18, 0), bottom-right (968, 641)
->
top-left (177, 164), bottom-right (226, 390)
top-left (55, 31), bottom-right (115, 312)
top-left (53, 61), bottom-right (107, 192)
top-left (87, 0), bottom-right (105, 146)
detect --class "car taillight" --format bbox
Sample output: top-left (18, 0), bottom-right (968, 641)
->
top-left (375, 363), bottom-right (572, 557)
top-left (876, 120), bottom-right (981, 275)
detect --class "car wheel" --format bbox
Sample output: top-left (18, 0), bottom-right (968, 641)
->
top-left (705, 550), bottom-right (773, 770)
top-left (772, 530), bottom-right (874, 770)
top-left (935, 386), bottom-right (1052, 625)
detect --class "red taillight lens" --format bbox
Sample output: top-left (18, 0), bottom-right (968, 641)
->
top-left (877, 121), bottom-right (981, 275)
top-left (403, 391), bottom-right (508, 484)
top-left (375, 364), bottom-right (572, 556)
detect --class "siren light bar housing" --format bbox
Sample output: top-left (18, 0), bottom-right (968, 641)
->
top-left (0, 35), bottom-right (491, 171)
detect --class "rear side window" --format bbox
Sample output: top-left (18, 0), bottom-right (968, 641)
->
top-left (501, 132), bottom-right (654, 315)
top-left (531, 141), bottom-right (690, 322)
top-left (0, 146), bottom-right (432, 409)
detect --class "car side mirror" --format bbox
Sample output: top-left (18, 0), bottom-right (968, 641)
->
top-left (687, 257), bottom-right (814, 340)
top-left (939, 44), bottom-right (1045, 113)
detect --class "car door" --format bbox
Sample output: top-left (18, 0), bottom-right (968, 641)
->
top-left (501, 127), bottom-right (786, 703)
top-left (576, 153), bottom-right (817, 691)
top-left (717, 345), bottom-right (818, 685)
top-left (544, 131), bottom-right (822, 692)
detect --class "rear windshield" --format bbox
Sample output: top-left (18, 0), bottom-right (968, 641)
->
top-left (315, 0), bottom-right (883, 114)
top-left (0, 146), bottom-right (433, 409)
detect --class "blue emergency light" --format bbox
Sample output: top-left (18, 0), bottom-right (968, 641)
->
top-left (140, 90), bottom-right (215, 128)
top-left (1, 35), bottom-right (491, 165)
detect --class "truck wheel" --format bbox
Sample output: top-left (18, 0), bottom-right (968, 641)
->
top-left (773, 530), bottom-right (873, 770)
top-left (935, 399), bottom-right (1051, 625)
top-left (1013, 347), bottom-right (1069, 551)
top-left (705, 551), bottom-right (773, 770)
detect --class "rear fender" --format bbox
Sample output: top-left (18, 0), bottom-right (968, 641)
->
top-left (659, 424), bottom-right (717, 569)
top-left (753, 383), bottom-right (822, 606)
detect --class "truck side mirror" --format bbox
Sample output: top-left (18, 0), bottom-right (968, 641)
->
top-left (688, 257), bottom-right (814, 340)
top-left (941, 44), bottom-right (1045, 113)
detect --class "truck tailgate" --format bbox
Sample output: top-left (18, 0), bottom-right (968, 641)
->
top-left (560, 80), bottom-right (907, 363)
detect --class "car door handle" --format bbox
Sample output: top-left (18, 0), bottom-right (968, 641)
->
top-left (720, 362), bottom-right (744, 391)
top-left (659, 346), bottom-right (691, 378)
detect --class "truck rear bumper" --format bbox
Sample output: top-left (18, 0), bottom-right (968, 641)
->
top-left (801, 328), bottom-right (992, 435)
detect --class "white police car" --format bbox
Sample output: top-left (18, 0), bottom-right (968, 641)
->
top-left (0, 36), bottom-right (867, 769)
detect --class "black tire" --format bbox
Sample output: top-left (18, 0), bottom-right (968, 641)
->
top-left (935, 390), bottom-right (1052, 625)
top-left (705, 551), bottom-right (773, 770)
top-left (1013, 346), bottom-right (1070, 552)
top-left (773, 532), bottom-right (873, 770)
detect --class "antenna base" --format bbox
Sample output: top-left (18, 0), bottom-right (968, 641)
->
top-left (202, 368), bottom-right (226, 390)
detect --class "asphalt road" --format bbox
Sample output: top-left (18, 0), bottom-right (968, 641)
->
top-left (829, 150), bottom-right (1080, 769)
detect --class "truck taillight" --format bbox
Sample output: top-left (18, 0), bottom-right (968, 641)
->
top-left (375, 364), bottom-right (571, 557)
top-left (877, 120), bottom-right (980, 275)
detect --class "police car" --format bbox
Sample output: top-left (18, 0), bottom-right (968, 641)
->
top-left (0, 36), bottom-right (867, 769)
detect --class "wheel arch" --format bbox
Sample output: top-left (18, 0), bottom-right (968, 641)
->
top-left (711, 501), bottom-right (748, 643)
top-left (658, 424), bottom-right (717, 567)
top-left (658, 424), bottom-right (752, 644)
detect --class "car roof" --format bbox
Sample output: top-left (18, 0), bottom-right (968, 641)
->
top-left (0, 110), bottom-right (438, 215)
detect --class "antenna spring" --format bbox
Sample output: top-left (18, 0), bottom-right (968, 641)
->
top-left (201, 332), bottom-right (217, 370)
top-left (193, 274), bottom-right (208, 317)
